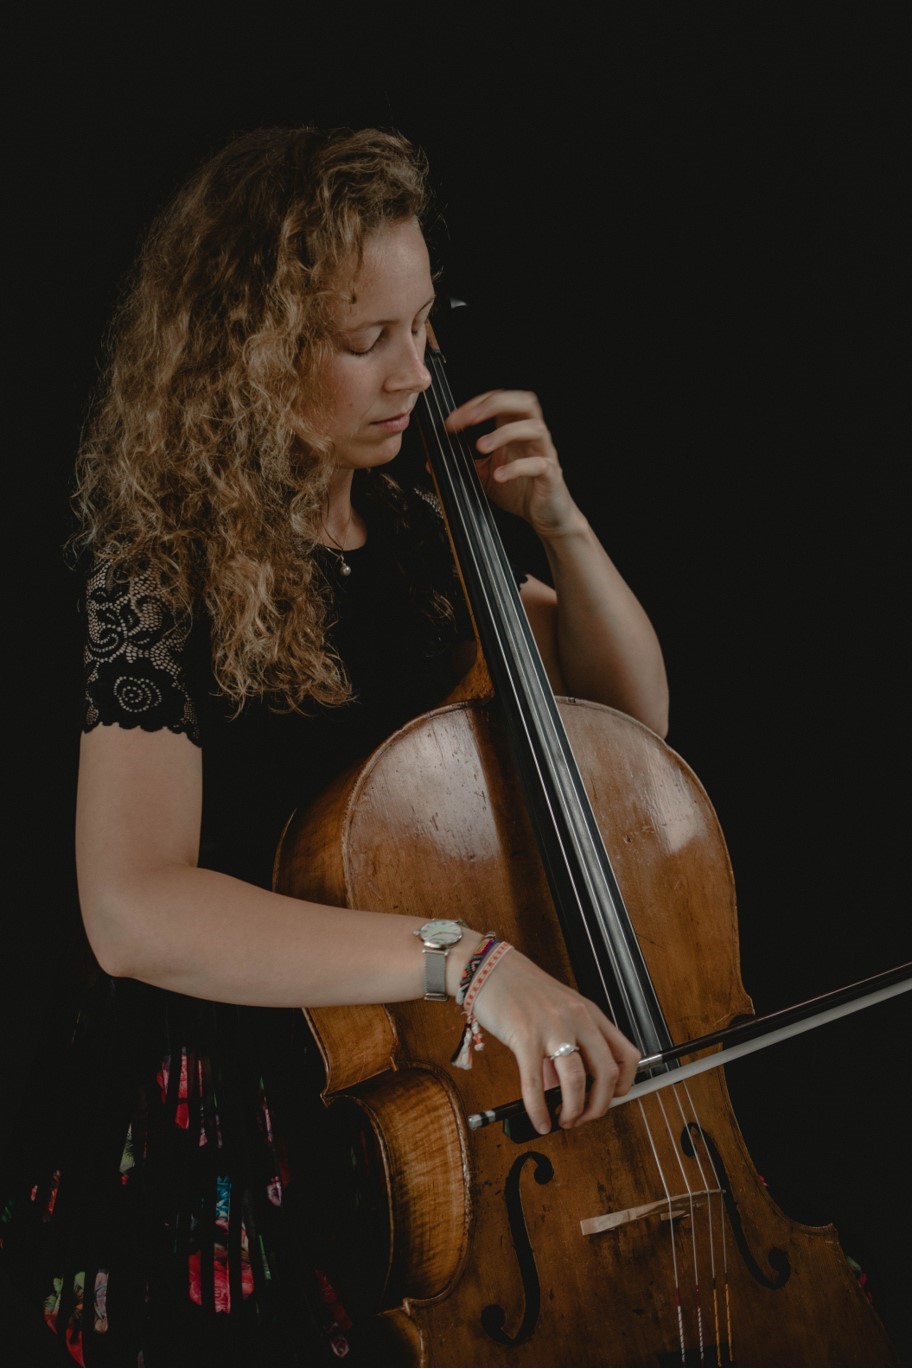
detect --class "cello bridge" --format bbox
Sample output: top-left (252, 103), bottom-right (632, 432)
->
top-left (580, 1187), bottom-right (723, 1236)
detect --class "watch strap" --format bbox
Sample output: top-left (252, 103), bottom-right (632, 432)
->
top-left (423, 945), bottom-right (449, 1002)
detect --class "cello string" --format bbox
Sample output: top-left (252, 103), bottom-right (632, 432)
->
top-left (657, 1086), bottom-right (707, 1364)
top-left (661, 1080), bottom-right (734, 1366)
top-left (638, 1097), bottom-right (687, 1364)
top-left (673, 1081), bottom-right (729, 1364)
top-left (676, 1080), bottom-right (732, 1367)
top-left (668, 1078), bottom-right (736, 1368)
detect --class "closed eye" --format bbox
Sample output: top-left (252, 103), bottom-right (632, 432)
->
top-left (342, 305), bottom-right (433, 357)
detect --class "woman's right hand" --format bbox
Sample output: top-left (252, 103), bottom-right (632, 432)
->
top-left (465, 946), bottom-right (641, 1135)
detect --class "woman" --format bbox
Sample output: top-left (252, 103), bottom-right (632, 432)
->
top-left (1, 126), bottom-right (668, 1366)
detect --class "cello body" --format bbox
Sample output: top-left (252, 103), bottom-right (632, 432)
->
top-left (274, 695), bottom-right (897, 1367)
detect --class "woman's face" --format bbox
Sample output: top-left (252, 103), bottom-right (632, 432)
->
top-left (323, 217), bottom-right (434, 470)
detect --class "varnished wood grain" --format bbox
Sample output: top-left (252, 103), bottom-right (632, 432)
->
top-left (274, 699), bottom-right (897, 1366)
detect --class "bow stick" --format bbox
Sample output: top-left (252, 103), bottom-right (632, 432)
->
top-left (467, 960), bottom-right (911, 1131)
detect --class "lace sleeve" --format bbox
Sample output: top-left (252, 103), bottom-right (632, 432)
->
top-left (82, 559), bottom-right (201, 746)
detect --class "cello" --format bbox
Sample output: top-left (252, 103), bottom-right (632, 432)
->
top-left (273, 323), bottom-right (903, 1366)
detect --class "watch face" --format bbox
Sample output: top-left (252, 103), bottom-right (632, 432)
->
top-left (419, 919), bottom-right (464, 947)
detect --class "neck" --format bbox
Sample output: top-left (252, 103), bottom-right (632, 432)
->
top-left (322, 469), bottom-right (365, 550)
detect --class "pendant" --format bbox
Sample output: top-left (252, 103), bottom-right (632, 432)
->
top-left (339, 557), bottom-right (352, 576)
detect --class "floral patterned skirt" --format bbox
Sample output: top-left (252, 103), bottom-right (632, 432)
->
top-left (0, 946), bottom-right (390, 1367)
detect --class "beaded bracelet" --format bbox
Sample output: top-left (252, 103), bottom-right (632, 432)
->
top-left (451, 940), bottom-right (514, 1071)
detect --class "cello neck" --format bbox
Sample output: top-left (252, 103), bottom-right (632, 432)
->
top-left (417, 331), bottom-right (671, 1056)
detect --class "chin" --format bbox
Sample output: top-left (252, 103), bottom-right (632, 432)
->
top-left (363, 436), bottom-right (404, 467)
top-left (333, 434), bottom-right (405, 472)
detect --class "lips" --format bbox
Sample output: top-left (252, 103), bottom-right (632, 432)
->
top-left (372, 410), bottom-right (412, 432)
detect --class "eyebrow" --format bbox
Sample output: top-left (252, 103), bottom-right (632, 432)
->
top-left (344, 293), bottom-right (437, 330)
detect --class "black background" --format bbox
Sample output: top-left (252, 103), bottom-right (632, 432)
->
top-left (4, 4), bottom-right (909, 1361)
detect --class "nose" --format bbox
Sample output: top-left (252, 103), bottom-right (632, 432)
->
top-left (385, 334), bottom-right (432, 395)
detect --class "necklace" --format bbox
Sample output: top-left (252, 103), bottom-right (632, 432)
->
top-left (321, 506), bottom-right (354, 576)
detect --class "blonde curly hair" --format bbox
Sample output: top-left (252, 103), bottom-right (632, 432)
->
top-left (72, 125), bottom-right (433, 710)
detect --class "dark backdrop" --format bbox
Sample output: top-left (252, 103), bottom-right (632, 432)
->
top-left (5, 4), bottom-right (909, 1360)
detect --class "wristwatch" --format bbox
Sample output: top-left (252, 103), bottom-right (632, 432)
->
top-left (414, 918), bottom-right (467, 1001)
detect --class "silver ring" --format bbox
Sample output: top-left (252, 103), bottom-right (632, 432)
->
top-left (548, 1042), bottom-right (580, 1060)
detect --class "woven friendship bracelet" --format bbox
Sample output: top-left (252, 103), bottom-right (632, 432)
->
top-left (451, 941), bottom-right (514, 1071)
top-left (462, 941), bottom-right (513, 1017)
top-left (456, 934), bottom-right (498, 1006)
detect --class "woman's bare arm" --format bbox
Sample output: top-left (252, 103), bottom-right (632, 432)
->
top-left (76, 723), bottom-right (640, 1132)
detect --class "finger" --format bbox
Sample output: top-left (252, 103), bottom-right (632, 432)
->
top-left (475, 419), bottom-right (551, 456)
top-left (515, 1046), bottom-right (553, 1136)
top-left (469, 389), bottom-right (543, 422)
top-left (443, 391), bottom-right (501, 431)
top-left (570, 1038), bottom-right (619, 1124)
top-left (542, 1056), bottom-right (561, 1091)
top-left (551, 1051), bottom-right (589, 1127)
top-left (574, 1025), bottom-right (640, 1119)
top-left (489, 456), bottom-right (553, 484)
top-left (605, 1027), bottom-right (642, 1096)
top-left (446, 390), bottom-right (543, 431)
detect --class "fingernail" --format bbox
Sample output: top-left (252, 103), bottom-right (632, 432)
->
top-left (536, 1120), bottom-right (551, 1135)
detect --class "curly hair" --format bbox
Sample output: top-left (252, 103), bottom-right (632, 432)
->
top-left (71, 126), bottom-right (435, 710)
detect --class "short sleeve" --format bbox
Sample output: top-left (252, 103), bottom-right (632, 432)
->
top-left (82, 559), bottom-right (201, 746)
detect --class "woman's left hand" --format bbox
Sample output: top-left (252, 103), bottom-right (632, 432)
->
top-left (444, 390), bottom-right (585, 542)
